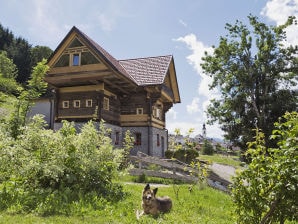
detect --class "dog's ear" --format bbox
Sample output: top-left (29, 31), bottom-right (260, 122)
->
top-left (144, 183), bottom-right (150, 191)
top-left (153, 188), bottom-right (158, 195)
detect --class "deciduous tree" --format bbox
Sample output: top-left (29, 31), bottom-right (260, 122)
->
top-left (201, 15), bottom-right (298, 151)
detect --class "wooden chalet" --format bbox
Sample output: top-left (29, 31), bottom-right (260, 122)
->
top-left (32, 26), bottom-right (180, 157)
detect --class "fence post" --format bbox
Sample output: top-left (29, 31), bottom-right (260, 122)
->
top-left (172, 160), bottom-right (176, 175)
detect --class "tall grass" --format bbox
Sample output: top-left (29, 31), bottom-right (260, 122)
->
top-left (0, 184), bottom-right (235, 224)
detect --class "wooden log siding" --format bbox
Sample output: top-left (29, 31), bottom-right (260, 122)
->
top-left (101, 95), bottom-right (121, 124)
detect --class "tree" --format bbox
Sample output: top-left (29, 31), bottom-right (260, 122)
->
top-left (30, 45), bottom-right (53, 67)
top-left (7, 59), bottom-right (49, 138)
top-left (0, 51), bottom-right (20, 95)
top-left (201, 15), bottom-right (298, 151)
top-left (232, 112), bottom-right (298, 224)
top-left (202, 140), bottom-right (214, 155)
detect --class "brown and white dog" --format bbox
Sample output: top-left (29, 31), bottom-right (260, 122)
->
top-left (137, 183), bottom-right (172, 219)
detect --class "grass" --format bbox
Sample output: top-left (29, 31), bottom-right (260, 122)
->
top-left (0, 183), bottom-right (235, 224)
top-left (199, 153), bottom-right (242, 168)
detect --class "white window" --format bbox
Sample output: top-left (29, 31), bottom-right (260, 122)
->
top-left (136, 108), bottom-right (143, 115)
top-left (86, 99), bottom-right (92, 107)
top-left (73, 100), bottom-right (80, 108)
top-left (103, 97), bottom-right (109, 110)
top-left (62, 101), bottom-right (69, 108)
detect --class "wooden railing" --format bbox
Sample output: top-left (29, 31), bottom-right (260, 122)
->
top-left (129, 152), bottom-right (231, 192)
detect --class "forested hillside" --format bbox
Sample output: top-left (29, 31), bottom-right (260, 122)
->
top-left (0, 23), bottom-right (52, 84)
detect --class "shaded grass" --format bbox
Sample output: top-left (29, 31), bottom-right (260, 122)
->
top-left (0, 184), bottom-right (235, 224)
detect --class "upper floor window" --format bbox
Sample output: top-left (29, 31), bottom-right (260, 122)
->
top-left (103, 97), bottom-right (109, 110)
top-left (136, 108), bottom-right (143, 115)
top-left (62, 100), bottom-right (69, 108)
top-left (73, 100), bottom-right (80, 108)
top-left (86, 99), bottom-right (92, 107)
top-left (157, 134), bottom-right (160, 146)
top-left (72, 54), bottom-right (80, 66)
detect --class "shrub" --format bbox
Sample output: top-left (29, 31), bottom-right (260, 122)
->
top-left (232, 112), bottom-right (298, 223)
top-left (0, 116), bottom-right (126, 214)
top-left (165, 148), bottom-right (199, 164)
top-left (202, 140), bottom-right (214, 155)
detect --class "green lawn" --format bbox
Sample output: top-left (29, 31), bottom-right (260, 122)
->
top-left (0, 183), bottom-right (235, 224)
top-left (199, 153), bottom-right (242, 168)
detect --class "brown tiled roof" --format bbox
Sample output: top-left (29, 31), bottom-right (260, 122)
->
top-left (119, 55), bottom-right (172, 86)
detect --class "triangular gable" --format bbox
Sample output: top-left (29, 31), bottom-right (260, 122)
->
top-left (47, 26), bottom-right (137, 85)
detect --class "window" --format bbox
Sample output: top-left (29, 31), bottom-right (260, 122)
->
top-left (62, 101), bottom-right (69, 108)
top-left (73, 100), bottom-right (80, 108)
top-left (103, 97), bottom-right (109, 110)
top-left (136, 108), bottom-right (143, 115)
top-left (86, 99), bottom-right (92, 107)
top-left (72, 53), bottom-right (80, 66)
top-left (135, 133), bottom-right (142, 145)
top-left (115, 131), bottom-right (120, 145)
top-left (157, 134), bottom-right (160, 147)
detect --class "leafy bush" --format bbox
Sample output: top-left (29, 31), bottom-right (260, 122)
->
top-left (232, 112), bottom-right (298, 223)
top-left (202, 140), bottom-right (214, 155)
top-left (0, 116), bottom-right (127, 214)
top-left (165, 148), bottom-right (199, 164)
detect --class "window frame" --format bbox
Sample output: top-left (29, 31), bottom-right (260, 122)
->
top-left (103, 97), bottom-right (109, 110)
top-left (86, 99), bottom-right (93, 107)
top-left (136, 107), bottom-right (143, 115)
top-left (73, 100), bottom-right (81, 108)
top-left (62, 100), bottom-right (69, 108)
top-left (157, 134), bottom-right (160, 147)
top-left (72, 53), bottom-right (80, 66)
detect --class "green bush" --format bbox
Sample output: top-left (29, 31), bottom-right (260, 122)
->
top-left (165, 148), bottom-right (199, 164)
top-left (0, 116), bottom-right (126, 214)
top-left (202, 140), bottom-right (214, 155)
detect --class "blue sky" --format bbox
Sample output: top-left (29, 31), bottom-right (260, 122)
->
top-left (0, 0), bottom-right (297, 139)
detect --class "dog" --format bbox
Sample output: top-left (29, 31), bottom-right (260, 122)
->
top-left (136, 183), bottom-right (172, 219)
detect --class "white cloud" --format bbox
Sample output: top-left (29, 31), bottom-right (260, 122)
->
top-left (261, 0), bottom-right (298, 46)
top-left (167, 108), bottom-right (178, 120)
top-left (187, 97), bottom-right (200, 114)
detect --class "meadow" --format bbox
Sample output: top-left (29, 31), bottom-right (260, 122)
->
top-left (0, 183), bottom-right (235, 224)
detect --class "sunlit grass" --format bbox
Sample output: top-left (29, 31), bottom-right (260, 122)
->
top-left (199, 153), bottom-right (242, 168)
top-left (0, 183), bottom-right (235, 224)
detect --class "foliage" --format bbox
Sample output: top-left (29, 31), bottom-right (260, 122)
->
top-left (0, 117), bottom-right (127, 215)
top-left (30, 45), bottom-right (53, 67)
top-left (201, 15), bottom-right (298, 151)
top-left (0, 23), bottom-right (53, 83)
top-left (0, 51), bottom-right (18, 79)
top-left (202, 140), bottom-right (214, 155)
top-left (231, 112), bottom-right (298, 224)
top-left (165, 148), bottom-right (199, 164)
top-left (6, 59), bottom-right (48, 138)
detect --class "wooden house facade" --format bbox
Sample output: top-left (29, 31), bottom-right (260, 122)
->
top-left (33, 26), bottom-right (180, 157)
